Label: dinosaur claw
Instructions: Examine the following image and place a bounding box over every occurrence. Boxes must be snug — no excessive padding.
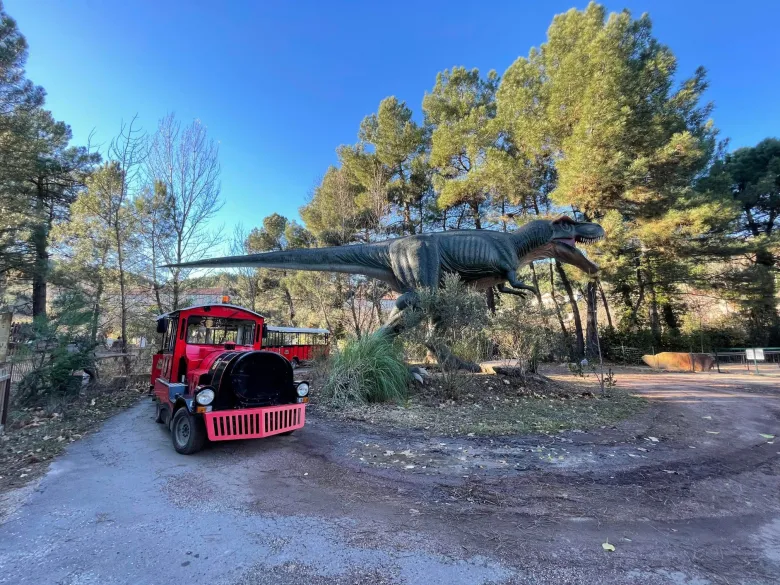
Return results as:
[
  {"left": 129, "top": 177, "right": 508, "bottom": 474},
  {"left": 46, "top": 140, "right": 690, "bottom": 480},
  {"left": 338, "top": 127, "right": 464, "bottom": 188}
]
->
[{"left": 409, "top": 366, "right": 429, "bottom": 385}]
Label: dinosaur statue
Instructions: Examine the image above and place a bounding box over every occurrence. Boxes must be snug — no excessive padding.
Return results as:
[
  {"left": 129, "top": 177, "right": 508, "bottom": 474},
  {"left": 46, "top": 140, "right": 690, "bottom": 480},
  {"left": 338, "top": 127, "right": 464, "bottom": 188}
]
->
[{"left": 170, "top": 216, "right": 604, "bottom": 369}]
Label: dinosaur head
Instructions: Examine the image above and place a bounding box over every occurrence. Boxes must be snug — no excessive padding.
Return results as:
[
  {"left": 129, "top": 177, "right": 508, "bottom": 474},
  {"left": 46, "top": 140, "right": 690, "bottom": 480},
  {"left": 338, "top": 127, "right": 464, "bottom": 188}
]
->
[{"left": 548, "top": 216, "right": 604, "bottom": 275}]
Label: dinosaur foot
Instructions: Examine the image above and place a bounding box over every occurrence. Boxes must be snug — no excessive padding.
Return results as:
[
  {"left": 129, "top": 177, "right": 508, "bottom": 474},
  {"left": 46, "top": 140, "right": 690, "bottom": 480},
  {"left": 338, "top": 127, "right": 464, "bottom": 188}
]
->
[{"left": 409, "top": 366, "right": 429, "bottom": 385}]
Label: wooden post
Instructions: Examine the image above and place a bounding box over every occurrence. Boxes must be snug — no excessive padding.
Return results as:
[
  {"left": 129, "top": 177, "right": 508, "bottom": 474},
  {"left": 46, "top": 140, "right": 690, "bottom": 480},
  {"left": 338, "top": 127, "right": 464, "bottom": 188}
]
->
[{"left": 0, "top": 312, "right": 12, "bottom": 435}]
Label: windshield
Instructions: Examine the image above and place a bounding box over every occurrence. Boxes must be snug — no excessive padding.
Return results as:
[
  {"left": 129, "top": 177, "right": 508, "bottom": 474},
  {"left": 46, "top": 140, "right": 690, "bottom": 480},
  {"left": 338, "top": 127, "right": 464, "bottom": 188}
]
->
[{"left": 186, "top": 316, "right": 256, "bottom": 346}]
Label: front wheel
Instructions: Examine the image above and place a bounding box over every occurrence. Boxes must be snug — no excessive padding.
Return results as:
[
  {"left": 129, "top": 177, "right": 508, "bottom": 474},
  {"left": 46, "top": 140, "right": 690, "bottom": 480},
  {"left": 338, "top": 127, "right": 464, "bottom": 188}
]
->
[{"left": 171, "top": 408, "right": 206, "bottom": 454}]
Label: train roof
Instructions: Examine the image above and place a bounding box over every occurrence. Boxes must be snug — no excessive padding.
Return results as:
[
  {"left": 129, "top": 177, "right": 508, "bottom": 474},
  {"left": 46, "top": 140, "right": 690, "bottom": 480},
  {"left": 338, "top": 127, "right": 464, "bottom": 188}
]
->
[
  {"left": 156, "top": 304, "right": 265, "bottom": 320},
  {"left": 266, "top": 326, "right": 330, "bottom": 334}
]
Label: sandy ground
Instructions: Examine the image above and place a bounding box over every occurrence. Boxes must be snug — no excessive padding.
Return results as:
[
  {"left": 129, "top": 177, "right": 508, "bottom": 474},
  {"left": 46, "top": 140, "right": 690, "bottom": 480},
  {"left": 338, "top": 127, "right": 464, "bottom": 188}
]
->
[{"left": 0, "top": 364, "right": 778, "bottom": 584}]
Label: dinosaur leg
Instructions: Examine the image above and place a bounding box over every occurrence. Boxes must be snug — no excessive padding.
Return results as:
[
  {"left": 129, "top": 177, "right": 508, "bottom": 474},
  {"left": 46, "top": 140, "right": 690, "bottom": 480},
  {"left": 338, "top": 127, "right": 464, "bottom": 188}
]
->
[
  {"left": 377, "top": 292, "right": 423, "bottom": 337},
  {"left": 422, "top": 314, "right": 482, "bottom": 373},
  {"left": 384, "top": 239, "right": 482, "bottom": 373},
  {"left": 505, "top": 272, "right": 538, "bottom": 296}
]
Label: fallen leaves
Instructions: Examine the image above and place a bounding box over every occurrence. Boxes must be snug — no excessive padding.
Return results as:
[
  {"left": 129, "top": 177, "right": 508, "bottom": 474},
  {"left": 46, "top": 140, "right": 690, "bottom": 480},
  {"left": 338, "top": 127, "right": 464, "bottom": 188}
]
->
[
  {"left": 602, "top": 541, "right": 616, "bottom": 552},
  {"left": 760, "top": 434, "right": 775, "bottom": 440}
]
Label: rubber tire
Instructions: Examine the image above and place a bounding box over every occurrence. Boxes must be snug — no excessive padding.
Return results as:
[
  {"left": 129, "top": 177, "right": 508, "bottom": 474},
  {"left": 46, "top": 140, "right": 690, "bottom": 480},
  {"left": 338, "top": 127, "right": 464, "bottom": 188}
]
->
[
  {"left": 279, "top": 430, "right": 295, "bottom": 436},
  {"left": 154, "top": 402, "right": 165, "bottom": 424},
  {"left": 171, "top": 408, "right": 206, "bottom": 455}
]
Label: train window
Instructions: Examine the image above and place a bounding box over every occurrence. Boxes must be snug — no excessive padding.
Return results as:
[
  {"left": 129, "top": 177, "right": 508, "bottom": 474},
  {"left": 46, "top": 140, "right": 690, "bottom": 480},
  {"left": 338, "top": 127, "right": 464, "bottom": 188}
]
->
[
  {"left": 163, "top": 318, "right": 178, "bottom": 353},
  {"left": 186, "top": 316, "right": 256, "bottom": 346}
]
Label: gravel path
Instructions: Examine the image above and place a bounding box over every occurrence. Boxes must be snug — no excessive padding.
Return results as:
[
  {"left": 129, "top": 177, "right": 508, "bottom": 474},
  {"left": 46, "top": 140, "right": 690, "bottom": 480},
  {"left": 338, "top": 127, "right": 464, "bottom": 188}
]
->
[{"left": 1, "top": 366, "right": 779, "bottom": 584}]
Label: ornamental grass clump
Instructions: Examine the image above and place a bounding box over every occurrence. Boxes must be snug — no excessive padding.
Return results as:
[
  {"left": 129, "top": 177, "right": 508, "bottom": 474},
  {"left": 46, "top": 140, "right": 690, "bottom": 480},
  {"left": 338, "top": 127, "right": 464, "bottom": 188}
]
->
[{"left": 322, "top": 334, "right": 410, "bottom": 406}]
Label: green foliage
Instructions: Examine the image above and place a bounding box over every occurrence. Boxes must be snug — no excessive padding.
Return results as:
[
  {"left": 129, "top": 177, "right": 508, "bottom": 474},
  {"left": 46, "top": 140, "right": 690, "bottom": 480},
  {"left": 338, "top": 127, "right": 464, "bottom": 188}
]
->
[
  {"left": 321, "top": 334, "right": 410, "bottom": 406},
  {"left": 14, "top": 291, "right": 97, "bottom": 407},
  {"left": 402, "top": 275, "right": 491, "bottom": 396},
  {"left": 423, "top": 67, "right": 499, "bottom": 227},
  {"left": 699, "top": 138, "right": 780, "bottom": 343},
  {"left": 408, "top": 274, "right": 491, "bottom": 361}
]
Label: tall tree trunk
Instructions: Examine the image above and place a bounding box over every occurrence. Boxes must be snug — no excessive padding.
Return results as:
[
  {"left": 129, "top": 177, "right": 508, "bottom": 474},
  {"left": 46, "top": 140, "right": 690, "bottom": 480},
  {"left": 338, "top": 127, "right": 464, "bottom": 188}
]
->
[
  {"left": 556, "top": 260, "right": 584, "bottom": 357},
  {"left": 152, "top": 283, "right": 164, "bottom": 316},
  {"left": 31, "top": 186, "right": 50, "bottom": 319},
  {"left": 472, "top": 202, "right": 482, "bottom": 229},
  {"left": 149, "top": 225, "right": 164, "bottom": 315},
  {"left": 403, "top": 202, "right": 413, "bottom": 235},
  {"left": 752, "top": 248, "right": 780, "bottom": 343},
  {"left": 31, "top": 223, "right": 48, "bottom": 319},
  {"left": 371, "top": 280, "right": 384, "bottom": 326},
  {"left": 548, "top": 263, "right": 568, "bottom": 338},
  {"left": 529, "top": 262, "right": 545, "bottom": 308},
  {"left": 91, "top": 277, "right": 104, "bottom": 344},
  {"left": 172, "top": 273, "right": 180, "bottom": 311},
  {"left": 647, "top": 269, "right": 660, "bottom": 345},
  {"left": 549, "top": 263, "right": 574, "bottom": 359},
  {"left": 485, "top": 286, "right": 496, "bottom": 314},
  {"left": 283, "top": 286, "right": 295, "bottom": 326},
  {"left": 585, "top": 280, "right": 599, "bottom": 358},
  {"left": 598, "top": 281, "right": 613, "bottom": 329},
  {"left": 114, "top": 222, "right": 127, "bottom": 354}
]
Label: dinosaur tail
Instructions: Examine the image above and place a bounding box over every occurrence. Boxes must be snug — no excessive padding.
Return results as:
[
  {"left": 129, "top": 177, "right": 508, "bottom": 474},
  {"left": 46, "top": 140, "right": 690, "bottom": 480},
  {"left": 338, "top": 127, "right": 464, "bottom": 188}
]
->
[{"left": 165, "top": 242, "right": 392, "bottom": 280}]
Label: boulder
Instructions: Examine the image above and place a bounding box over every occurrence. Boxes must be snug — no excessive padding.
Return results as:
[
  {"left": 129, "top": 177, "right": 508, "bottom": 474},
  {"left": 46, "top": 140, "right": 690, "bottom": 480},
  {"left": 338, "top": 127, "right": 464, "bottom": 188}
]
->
[{"left": 642, "top": 352, "right": 715, "bottom": 372}]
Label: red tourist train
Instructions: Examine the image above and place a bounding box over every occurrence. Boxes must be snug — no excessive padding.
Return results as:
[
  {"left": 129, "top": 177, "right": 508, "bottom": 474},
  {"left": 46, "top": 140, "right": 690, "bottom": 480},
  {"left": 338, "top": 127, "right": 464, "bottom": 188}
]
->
[{"left": 150, "top": 303, "right": 329, "bottom": 454}]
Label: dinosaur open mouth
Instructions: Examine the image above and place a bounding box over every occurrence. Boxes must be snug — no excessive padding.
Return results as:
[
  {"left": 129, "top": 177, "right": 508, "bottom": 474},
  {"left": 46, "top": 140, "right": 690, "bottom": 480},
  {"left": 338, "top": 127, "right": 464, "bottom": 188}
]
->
[{"left": 552, "top": 236, "right": 600, "bottom": 275}]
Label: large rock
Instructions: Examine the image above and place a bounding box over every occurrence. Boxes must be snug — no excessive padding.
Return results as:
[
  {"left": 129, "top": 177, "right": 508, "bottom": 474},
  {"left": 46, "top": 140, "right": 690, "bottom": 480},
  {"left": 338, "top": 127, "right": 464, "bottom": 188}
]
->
[{"left": 642, "top": 352, "right": 715, "bottom": 372}]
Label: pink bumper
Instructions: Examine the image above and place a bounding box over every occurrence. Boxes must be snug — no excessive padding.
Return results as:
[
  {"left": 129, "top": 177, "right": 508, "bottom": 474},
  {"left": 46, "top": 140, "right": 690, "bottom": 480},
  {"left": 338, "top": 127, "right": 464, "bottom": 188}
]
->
[{"left": 203, "top": 403, "right": 306, "bottom": 441}]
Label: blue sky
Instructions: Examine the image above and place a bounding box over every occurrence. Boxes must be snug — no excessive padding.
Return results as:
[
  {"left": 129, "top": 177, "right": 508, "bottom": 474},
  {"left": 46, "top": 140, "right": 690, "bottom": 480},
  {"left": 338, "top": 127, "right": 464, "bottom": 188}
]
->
[{"left": 7, "top": 0, "right": 780, "bottom": 240}]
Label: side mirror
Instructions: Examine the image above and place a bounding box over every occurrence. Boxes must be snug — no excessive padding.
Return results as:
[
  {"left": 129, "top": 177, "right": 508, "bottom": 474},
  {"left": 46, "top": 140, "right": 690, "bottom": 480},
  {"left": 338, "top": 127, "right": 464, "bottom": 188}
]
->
[{"left": 156, "top": 318, "right": 167, "bottom": 334}]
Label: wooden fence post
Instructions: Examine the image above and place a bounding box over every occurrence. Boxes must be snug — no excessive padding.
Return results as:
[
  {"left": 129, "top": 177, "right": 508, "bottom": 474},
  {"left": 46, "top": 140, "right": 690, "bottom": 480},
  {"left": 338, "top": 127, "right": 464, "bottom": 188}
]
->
[{"left": 0, "top": 312, "right": 12, "bottom": 435}]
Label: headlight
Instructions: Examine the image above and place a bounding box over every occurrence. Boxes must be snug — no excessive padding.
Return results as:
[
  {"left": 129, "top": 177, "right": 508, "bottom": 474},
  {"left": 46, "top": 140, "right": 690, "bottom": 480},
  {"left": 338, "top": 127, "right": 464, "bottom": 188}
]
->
[
  {"left": 195, "top": 387, "right": 215, "bottom": 405},
  {"left": 296, "top": 383, "right": 309, "bottom": 397}
]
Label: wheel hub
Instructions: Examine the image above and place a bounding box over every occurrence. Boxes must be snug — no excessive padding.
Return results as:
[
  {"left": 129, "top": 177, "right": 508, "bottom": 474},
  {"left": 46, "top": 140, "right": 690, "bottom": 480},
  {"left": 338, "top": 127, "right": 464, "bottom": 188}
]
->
[{"left": 175, "top": 418, "right": 191, "bottom": 444}]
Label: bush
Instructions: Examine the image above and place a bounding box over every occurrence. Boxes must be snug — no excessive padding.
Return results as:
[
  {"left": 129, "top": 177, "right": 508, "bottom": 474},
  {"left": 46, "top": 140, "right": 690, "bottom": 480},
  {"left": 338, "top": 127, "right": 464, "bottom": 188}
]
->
[
  {"left": 404, "top": 274, "right": 491, "bottom": 393},
  {"left": 13, "top": 291, "right": 97, "bottom": 407},
  {"left": 491, "top": 298, "right": 557, "bottom": 378},
  {"left": 321, "top": 334, "right": 410, "bottom": 406},
  {"left": 15, "top": 340, "right": 96, "bottom": 407}
]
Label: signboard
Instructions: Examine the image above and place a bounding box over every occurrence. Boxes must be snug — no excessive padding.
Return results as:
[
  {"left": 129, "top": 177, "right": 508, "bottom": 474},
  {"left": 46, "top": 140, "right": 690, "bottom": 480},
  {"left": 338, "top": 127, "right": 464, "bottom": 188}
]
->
[{"left": 746, "top": 348, "right": 765, "bottom": 361}]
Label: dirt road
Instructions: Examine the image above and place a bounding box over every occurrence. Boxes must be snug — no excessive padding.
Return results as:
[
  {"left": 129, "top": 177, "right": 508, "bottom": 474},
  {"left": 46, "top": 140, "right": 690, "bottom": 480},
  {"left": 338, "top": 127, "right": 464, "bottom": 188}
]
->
[{"left": 1, "top": 366, "right": 779, "bottom": 584}]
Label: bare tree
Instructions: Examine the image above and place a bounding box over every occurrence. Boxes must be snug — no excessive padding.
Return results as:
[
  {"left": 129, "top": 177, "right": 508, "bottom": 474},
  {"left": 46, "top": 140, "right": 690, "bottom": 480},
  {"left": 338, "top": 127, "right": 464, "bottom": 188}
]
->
[
  {"left": 135, "top": 180, "right": 173, "bottom": 315},
  {"left": 106, "top": 115, "right": 146, "bottom": 353},
  {"left": 146, "top": 114, "right": 223, "bottom": 310}
]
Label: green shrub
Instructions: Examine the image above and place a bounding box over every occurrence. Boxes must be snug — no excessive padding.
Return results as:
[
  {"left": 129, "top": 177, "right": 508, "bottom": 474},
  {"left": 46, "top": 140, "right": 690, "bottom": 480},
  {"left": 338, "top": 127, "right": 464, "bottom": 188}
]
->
[
  {"left": 15, "top": 342, "right": 96, "bottom": 407},
  {"left": 322, "top": 334, "right": 410, "bottom": 406},
  {"left": 14, "top": 291, "right": 97, "bottom": 407}
]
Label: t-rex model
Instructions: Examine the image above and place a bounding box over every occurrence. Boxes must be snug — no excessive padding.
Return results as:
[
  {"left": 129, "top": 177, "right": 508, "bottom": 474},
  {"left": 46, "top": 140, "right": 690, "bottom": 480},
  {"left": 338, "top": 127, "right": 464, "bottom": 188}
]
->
[{"left": 170, "top": 216, "right": 604, "bottom": 369}]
